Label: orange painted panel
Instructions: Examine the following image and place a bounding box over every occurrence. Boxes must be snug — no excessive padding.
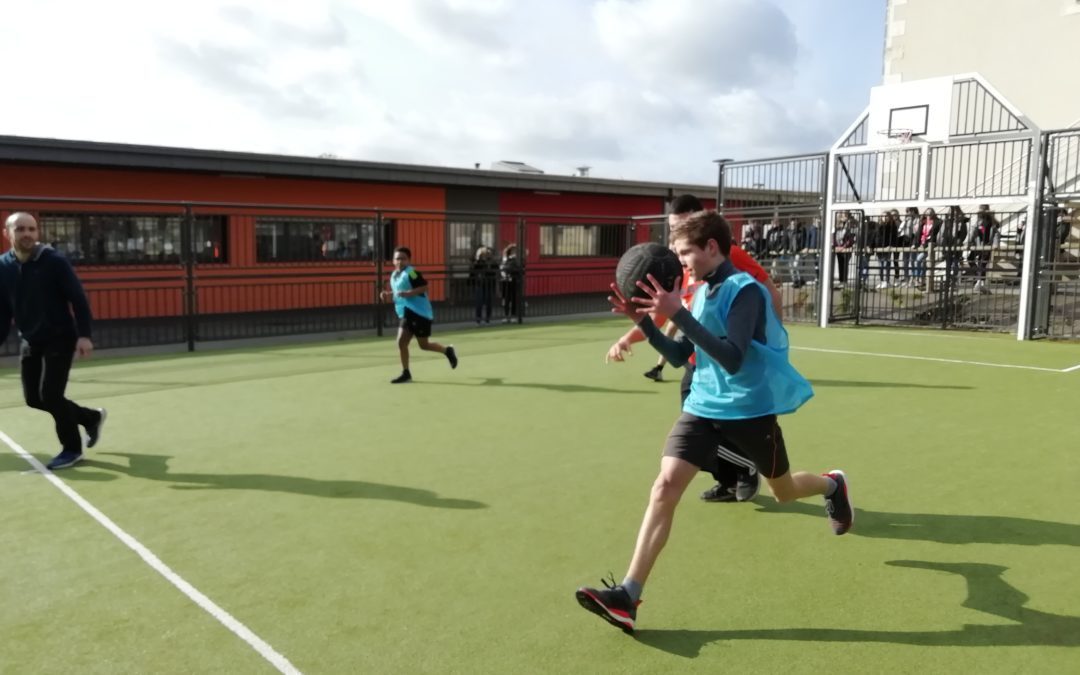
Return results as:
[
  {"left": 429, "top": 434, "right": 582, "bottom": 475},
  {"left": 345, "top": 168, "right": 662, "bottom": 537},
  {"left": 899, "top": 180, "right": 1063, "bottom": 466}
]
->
[{"left": 0, "top": 164, "right": 446, "bottom": 212}]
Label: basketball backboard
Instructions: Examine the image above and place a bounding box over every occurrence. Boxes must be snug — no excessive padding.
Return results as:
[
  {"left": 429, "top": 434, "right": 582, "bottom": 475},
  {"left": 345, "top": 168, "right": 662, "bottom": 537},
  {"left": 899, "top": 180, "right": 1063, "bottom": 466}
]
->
[{"left": 866, "top": 75, "right": 953, "bottom": 146}]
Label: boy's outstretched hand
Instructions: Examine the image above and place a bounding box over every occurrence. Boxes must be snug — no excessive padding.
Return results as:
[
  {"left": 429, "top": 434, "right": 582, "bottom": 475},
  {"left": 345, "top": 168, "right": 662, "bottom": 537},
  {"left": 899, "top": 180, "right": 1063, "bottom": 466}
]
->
[{"left": 631, "top": 274, "right": 682, "bottom": 320}]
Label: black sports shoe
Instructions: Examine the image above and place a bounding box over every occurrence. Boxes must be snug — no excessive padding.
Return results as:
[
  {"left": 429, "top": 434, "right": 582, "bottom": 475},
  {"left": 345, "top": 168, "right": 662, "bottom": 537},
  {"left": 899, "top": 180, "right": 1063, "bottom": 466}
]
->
[
  {"left": 643, "top": 365, "right": 663, "bottom": 382},
  {"left": 735, "top": 469, "right": 760, "bottom": 502},
  {"left": 86, "top": 408, "right": 107, "bottom": 449},
  {"left": 823, "top": 470, "right": 854, "bottom": 535},
  {"left": 700, "top": 483, "right": 738, "bottom": 502},
  {"left": 575, "top": 577, "right": 638, "bottom": 633},
  {"left": 445, "top": 346, "right": 458, "bottom": 369},
  {"left": 46, "top": 450, "right": 84, "bottom": 470},
  {"left": 391, "top": 371, "right": 412, "bottom": 384}
]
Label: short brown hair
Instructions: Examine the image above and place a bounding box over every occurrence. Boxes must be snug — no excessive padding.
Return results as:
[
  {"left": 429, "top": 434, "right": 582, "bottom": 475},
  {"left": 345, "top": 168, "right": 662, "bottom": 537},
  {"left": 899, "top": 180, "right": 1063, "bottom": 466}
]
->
[{"left": 669, "top": 209, "right": 732, "bottom": 256}]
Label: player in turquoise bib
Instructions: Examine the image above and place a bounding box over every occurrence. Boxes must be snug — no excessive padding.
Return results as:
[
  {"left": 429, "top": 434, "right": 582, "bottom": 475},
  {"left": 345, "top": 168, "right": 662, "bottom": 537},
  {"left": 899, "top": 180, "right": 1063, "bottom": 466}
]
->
[
  {"left": 576, "top": 210, "right": 853, "bottom": 634},
  {"left": 380, "top": 246, "right": 458, "bottom": 383},
  {"left": 682, "top": 271, "right": 813, "bottom": 420}
]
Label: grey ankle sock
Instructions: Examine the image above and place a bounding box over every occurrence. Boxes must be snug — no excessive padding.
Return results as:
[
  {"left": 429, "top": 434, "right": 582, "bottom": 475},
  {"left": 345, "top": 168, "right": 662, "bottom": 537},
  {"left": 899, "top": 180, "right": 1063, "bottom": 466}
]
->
[
  {"left": 621, "top": 578, "right": 643, "bottom": 603},
  {"left": 824, "top": 476, "right": 838, "bottom": 497}
]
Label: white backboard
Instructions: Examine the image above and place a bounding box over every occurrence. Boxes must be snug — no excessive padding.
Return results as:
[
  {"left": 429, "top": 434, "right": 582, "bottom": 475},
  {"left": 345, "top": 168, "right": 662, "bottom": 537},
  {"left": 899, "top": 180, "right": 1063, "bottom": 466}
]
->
[{"left": 867, "top": 75, "right": 953, "bottom": 146}]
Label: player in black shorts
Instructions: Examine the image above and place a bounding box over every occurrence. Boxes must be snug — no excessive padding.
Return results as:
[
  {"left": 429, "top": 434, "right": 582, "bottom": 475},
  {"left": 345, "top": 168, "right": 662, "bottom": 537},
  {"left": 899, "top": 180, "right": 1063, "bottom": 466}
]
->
[
  {"left": 380, "top": 247, "right": 458, "bottom": 383},
  {"left": 576, "top": 211, "right": 852, "bottom": 633}
]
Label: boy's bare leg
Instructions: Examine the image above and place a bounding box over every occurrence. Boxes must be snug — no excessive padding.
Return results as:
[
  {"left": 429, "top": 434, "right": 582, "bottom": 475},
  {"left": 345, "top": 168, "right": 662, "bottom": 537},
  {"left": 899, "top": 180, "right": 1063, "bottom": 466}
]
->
[
  {"left": 625, "top": 456, "right": 700, "bottom": 586},
  {"left": 417, "top": 336, "right": 458, "bottom": 369},
  {"left": 397, "top": 327, "right": 412, "bottom": 370}
]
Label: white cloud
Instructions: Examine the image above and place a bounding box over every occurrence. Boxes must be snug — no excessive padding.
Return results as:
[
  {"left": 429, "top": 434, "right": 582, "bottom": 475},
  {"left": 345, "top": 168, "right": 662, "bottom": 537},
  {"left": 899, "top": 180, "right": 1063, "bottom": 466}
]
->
[
  {"left": 346, "top": 0, "right": 522, "bottom": 67},
  {"left": 0, "top": 0, "right": 876, "bottom": 185},
  {"left": 593, "top": 0, "right": 797, "bottom": 92}
]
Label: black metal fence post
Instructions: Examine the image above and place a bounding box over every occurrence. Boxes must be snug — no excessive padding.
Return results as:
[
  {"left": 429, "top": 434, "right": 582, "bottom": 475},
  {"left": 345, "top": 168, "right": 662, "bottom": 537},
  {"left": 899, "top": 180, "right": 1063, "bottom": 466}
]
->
[
  {"left": 516, "top": 216, "right": 526, "bottom": 324},
  {"left": 182, "top": 204, "right": 197, "bottom": 352},
  {"left": 852, "top": 210, "right": 865, "bottom": 325},
  {"left": 375, "top": 209, "right": 385, "bottom": 337},
  {"left": 942, "top": 243, "right": 952, "bottom": 330}
]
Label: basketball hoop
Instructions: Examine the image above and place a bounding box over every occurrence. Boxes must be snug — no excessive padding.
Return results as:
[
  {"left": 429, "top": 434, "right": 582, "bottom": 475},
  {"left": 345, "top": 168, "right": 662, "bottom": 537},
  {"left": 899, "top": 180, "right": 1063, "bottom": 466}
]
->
[{"left": 877, "top": 128, "right": 913, "bottom": 167}]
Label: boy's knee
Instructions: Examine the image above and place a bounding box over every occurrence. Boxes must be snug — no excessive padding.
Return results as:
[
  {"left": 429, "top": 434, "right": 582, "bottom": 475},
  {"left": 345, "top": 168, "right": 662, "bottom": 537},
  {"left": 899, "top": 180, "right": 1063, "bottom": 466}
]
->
[
  {"left": 649, "top": 475, "right": 682, "bottom": 505},
  {"left": 40, "top": 394, "right": 66, "bottom": 411}
]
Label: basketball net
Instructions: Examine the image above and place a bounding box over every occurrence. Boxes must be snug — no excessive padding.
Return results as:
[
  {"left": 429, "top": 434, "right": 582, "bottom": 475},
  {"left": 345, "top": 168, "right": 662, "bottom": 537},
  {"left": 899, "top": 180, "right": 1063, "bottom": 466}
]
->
[{"left": 878, "top": 129, "right": 913, "bottom": 168}]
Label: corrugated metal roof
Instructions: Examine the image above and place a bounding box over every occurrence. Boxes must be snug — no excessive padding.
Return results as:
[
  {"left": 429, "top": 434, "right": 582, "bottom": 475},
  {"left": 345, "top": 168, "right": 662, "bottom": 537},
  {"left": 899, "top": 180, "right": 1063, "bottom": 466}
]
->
[{"left": 0, "top": 135, "right": 715, "bottom": 199}]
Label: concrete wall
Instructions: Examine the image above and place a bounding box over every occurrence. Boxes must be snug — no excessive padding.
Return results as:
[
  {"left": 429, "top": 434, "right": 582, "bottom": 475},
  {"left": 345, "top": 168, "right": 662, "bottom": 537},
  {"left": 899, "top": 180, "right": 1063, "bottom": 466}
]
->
[{"left": 883, "top": 0, "right": 1080, "bottom": 129}]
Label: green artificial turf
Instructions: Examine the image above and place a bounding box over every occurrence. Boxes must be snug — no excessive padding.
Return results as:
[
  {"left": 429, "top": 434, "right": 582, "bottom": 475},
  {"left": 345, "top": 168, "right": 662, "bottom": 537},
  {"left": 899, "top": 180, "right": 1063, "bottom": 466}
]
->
[{"left": 1, "top": 319, "right": 1078, "bottom": 674}]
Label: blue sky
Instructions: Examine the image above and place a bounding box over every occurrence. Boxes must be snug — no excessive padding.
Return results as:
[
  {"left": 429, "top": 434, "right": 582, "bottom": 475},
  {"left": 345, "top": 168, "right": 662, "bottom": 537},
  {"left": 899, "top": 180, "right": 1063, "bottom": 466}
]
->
[{"left": 0, "top": 0, "right": 885, "bottom": 185}]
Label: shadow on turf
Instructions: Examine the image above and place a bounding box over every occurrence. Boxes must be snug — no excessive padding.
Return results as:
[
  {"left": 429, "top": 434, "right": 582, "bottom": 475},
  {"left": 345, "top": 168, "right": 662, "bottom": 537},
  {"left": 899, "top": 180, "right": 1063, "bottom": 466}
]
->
[
  {"left": 68, "top": 453, "right": 487, "bottom": 510},
  {"left": 808, "top": 378, "right": 973, "bottom": 390},
  {"left": 418, "top": 377, "right": 659, "bottom": 394},
  {"left": 633, "top": 561, "right": 1080, "bottom": 656},
  {"left": 750, "top": 499, "right": 1080, "bottom": 547}
]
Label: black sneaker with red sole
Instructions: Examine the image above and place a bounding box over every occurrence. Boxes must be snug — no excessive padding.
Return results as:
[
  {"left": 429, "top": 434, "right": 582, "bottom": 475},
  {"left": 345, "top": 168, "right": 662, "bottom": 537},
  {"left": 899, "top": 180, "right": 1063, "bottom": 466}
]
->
[{"left": 575, "top": 579, "right": 639, "bottom": 633}]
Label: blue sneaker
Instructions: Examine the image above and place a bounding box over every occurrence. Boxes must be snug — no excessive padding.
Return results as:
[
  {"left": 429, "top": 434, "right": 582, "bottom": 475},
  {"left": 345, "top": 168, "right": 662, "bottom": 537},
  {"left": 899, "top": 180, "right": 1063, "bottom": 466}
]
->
[
  {"left": 86, "top": 408, "right": 107, "bottom": 449},
  {"left": 46, "top": 450, "right": 84, "bottom": 470}
]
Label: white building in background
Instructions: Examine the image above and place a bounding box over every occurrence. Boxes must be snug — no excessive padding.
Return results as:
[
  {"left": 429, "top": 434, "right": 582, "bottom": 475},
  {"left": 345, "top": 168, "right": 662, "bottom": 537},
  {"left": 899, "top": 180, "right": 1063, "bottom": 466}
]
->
[{"left": 883, "top": 0, "right": 1080, "bottom": 130}]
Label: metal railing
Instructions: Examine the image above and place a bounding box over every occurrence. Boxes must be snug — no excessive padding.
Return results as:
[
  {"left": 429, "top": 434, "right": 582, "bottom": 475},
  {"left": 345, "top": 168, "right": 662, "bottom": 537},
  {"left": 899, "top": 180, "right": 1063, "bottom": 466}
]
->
[
  {"left": 825, "top": 210, "right": 1027, "bottom": 332},
  {"left": 0, "top": 196, "right": 661, "bottom": 355}
]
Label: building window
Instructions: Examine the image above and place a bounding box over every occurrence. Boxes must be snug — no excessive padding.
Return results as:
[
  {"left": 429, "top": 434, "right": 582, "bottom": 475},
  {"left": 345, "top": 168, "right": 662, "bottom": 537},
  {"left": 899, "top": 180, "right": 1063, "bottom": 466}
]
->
[
  {"left": 539, "top": 224, "right": 626, "bottom": 257},
  {"left": 255, "top": 217, "right": 394, "bottom": 262},
  {"left": 38, "top": 213, "right": 226, "bottom": 265},
  {"left": 448, "top": 221, "right": 498, "bottom": 262}
]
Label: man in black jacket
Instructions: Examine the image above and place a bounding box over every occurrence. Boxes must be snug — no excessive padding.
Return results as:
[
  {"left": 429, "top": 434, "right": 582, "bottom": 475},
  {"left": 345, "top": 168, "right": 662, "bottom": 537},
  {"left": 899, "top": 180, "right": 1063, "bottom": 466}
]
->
[{"left": 1, "top": 212, "right": 106, "bottom": 469}]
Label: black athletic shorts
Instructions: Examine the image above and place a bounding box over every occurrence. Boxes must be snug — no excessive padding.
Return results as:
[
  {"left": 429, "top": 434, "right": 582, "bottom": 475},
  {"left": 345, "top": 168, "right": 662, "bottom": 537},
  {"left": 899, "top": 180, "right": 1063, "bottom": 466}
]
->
[
  {"left": 663, "top": 412, "right": 790, "bottom": 479},
  {"left": 400, "top": 308, "right": 433, "bottom": 338}
]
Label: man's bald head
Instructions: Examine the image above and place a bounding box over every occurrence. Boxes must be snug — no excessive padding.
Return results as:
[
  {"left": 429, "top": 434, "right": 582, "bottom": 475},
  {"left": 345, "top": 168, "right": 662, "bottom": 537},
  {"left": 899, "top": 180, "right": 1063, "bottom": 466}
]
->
[
  {"left": 4, "top": 211, "right": 41, "bottom": 257},
  {"left": 5, "top": 211, "right": 37, "bottom": 230}
]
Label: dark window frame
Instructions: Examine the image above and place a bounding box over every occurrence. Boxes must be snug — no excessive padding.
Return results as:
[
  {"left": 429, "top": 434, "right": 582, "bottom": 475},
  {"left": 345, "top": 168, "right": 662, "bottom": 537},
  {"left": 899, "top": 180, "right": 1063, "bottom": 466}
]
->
[
  {"left": 37, "top": 212, "right": 226, "bottom": 266},
  {"left": 255, "top": 216, "right": 395, "bottom": 263},
  {"left": 448, "top": 221, "right": 499, "bottom": 263},
  {"left": 539, "top": 223, "right": 627, "bottom": 258}
]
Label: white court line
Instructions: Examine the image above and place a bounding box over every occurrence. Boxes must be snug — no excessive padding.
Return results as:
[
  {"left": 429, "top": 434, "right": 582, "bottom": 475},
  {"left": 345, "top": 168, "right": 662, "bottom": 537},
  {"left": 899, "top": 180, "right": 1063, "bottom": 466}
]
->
[
  {"left": 0, "top": 430, "right": 301, "bottom": 675},
  {"left": 1063, "top": 364, "right": 1080, "bottom": 373},
  {"left": 844, "top": 328, "right": 1006, "bottom": 342},
  {"left": 791, "top": 346, "right": 1066, "bottom": 373}
]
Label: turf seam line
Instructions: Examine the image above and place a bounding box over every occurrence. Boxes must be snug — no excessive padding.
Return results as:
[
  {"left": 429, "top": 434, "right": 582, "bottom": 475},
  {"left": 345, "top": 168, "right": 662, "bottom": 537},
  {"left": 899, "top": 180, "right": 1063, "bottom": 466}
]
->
[
  {"left": 0, "top": 429, "right": 302, "bottom": 675},
  {"left": 791, "top": 346, "right": 1064, "bottom": 372}
]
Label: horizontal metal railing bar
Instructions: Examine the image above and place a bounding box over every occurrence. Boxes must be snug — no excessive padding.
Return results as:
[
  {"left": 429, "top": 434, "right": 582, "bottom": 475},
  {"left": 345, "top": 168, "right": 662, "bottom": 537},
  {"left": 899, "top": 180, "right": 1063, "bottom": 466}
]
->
[{"left": 722, "top": 153, "right": 827, "bottom": 168}]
